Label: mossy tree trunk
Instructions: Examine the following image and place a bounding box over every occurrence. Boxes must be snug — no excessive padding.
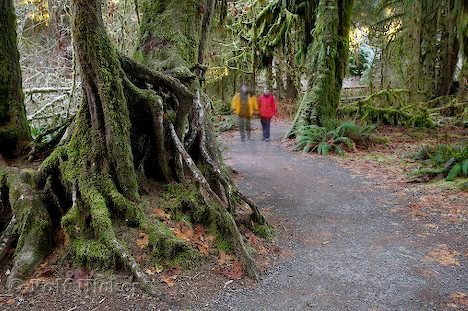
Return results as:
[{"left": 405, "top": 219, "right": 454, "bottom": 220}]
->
[
  {"left": 457, "top": 0, "right": 467, "bottom": 102},
  {"left": 0, "top": 0, "right": 265, "bottom": 292},
  {"left": 0, "top": 0, "right": 31, "bottom": 158},
  {"left": 407, "top": 0, "right": 461, "bottom": 98},
  {"left": 288, "top": 0, "right": 354, "bottom": 137}
]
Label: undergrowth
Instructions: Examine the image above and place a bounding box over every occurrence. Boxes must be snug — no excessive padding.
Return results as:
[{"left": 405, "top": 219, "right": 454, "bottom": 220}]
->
[
  {"left": 294, "top": 121, "right": 375, "bottom": 155},
  {"left": 411, "top": 144, "right": 468, "bottom": 183},
  {"left": 338, "top": 89, "right": 467, "bottom": 128}
]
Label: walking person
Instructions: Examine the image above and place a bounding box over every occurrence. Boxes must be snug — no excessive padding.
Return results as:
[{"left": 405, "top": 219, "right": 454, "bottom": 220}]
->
[
  {"left": 258, "top": 87, "right": 277, "bottom": 141},
  {"left": 231, "top": 84, "right": 258, "bottom": 141}
]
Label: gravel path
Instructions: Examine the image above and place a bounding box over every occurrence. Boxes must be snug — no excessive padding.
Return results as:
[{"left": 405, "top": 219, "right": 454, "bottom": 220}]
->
[{"left": 200, "top": 120, "right": 467, "bottom": 310}]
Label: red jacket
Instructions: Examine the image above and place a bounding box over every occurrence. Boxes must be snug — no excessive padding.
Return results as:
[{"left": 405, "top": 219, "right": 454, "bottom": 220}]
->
[{"left": 258, "top": 94, "right": 277, "bottom": 118}]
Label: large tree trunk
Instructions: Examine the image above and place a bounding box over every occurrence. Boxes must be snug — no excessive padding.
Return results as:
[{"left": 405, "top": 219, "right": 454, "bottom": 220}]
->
[
  {"left": 0, "top": 0, "right": 265, "bottom": 292},
  {"left": 457, "top": 0, "right": 467, "bottom": 102},
  {"left": 288, "top": 0, "right": 354, "bottom": 137},
  {"left": 407, "top": 0, "right": 460, "bottom": 98},
  {"left": 0, "top": 0, "right": 31, "bottom": 158}
]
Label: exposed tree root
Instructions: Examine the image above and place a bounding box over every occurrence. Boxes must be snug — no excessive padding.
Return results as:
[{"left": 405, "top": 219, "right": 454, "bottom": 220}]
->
[
  {"left": 0, "top": 216, "right": 16, "bottom": 262},
  {"left": 0, "top": 168, "right": 53, "bottom": 290},
  {"left": 0, "top": 0, "right": 268, "bottom": 296},
  {"left": 169, "top": 123, "right": 259, "bottom": 280}
]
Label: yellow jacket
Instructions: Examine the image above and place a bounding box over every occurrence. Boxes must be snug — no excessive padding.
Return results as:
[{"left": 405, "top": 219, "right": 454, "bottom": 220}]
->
[{"left": 231, "top": 93, "right": 258, "bottom": 118}]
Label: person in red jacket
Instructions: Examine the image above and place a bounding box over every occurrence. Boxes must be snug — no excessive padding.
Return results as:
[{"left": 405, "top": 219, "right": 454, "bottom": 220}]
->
[{"left": 258, "top": 87, "right": 277, "bottom": 141}]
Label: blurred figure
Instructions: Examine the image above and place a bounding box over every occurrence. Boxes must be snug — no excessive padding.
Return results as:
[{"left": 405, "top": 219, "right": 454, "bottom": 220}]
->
[
  {"left": 231, "top": 84, "right": 258, "bottom": 141},
  {"left": 258, "top": 87, "right": 277, "bottom": 141}
]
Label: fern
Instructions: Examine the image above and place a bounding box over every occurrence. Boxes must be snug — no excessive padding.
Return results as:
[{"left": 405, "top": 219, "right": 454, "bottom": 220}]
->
[
  {"left": 317, "top": 142, "right": 330, "bottom": 155},
  {"left": 294, "top": 121, "right": 375, "bottom": 155},
  {"left": 463, "top": 159, "right": 468, "bottom": 176},
  {"left": 446, "top": 163, "right": 463, "bottom": 181},
  {"left": 411, "top": 143, "right": 468, "bottom": 182}
]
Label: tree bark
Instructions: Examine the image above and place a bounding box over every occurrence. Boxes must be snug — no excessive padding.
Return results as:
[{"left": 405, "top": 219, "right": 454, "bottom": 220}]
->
[
  {"left": 0, "top": 0, "right": 31, "bottom": 158},
  {"left": 0, "top": 0, "right": 266, "bottom": 291},
  {"left": 288, "top": 0, "right": 354, "bottom": 137},
  {"left": 456, "top": 0, "right": 467, "bottom": 102},
  {"left": 407, "top": 0, "right": 460, "bottom": 98}
]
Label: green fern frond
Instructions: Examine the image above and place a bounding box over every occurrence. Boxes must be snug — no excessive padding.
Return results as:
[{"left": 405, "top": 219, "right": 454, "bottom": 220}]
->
[
  {"left": 462, "top": 159, "right": 468, "bottom": 176},
  {"left": 446, "top": 163, "right": 462, "bottom": 181},
  {"left": 317, "top": 142, "right": 330, "bottom": 155}
]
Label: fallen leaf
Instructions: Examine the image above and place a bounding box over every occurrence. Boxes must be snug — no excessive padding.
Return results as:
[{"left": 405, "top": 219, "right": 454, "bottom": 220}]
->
[
  {"left": 160, "top": 266, "right": 181, "bottom": 287},
  {"left": 247, "top": 233, "right": 258, "bottom": 245},
  {"left": 256, "top": 245, "right": 268, "bottom": 255},
  {"left": 136, "top": 232, "right": 150, "bottom": 249},
  {"left": 154, "top": 208, "right": 171, "bottom": 220},
  {"left": 144, "top": 268, "right": 156, "bottom": 276},
  {"left": 54, "top": 228, "right": 69, "bottom": 247},
  {"left": 425, "top": 244, "right": 461, "bottom": 266},
  {"left": 450, "top": 292, "right": 468, "bottom": 306},
  {"left": 161, "top": 274, "right": 177, "bottom": 287},
  {"left": 194, "top": 225, "right": 205, "bottom": 235},
  {"left": 218, "top": 250, "right": 227, "bottom": 265},
  {"left": 172, "top": 223, "right": 193, "bottom": 242},
  {"left": 34, "top": 266, "right": 55, "bottom": 278},
  {"left": 6, "top": 298, "right": 14, "bottom": 305},
  {"left": 215, "top": 259, "right": 244, "bottom": 280},
  {"left": 196, "top": 242, "right": 209, "bottom": 256}
]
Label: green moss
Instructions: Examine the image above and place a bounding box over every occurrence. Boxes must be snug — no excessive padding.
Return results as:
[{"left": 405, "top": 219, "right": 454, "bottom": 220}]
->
[
  {"left": 73, "top": 238, "right": 115, "bottom": 268},
  {"left": 0, "top": 0, "right": 31, "bottom": 156},
  {"left": 164, "top": 247, "right": 202, "bottom": 269},
  {"left": 61, "top": 204, "right": 82, "bottom": 241},
  {"left": 38, "top": 146, "right": 67, "bottom": 176},
  {"left": 252, "top": 224, "right": 276, "bottom": 241},
  {"left": 136, "top": 0, "right": 201, "bottom": 68},
  {"left": 215, "top": 236, "right": 233, "bottom": 253},
  {"left": 290, "top": 0, "right": 354, "bottom": 133},
  {"left": 160, "top": 182, "right": 201, "bottom": 213}
]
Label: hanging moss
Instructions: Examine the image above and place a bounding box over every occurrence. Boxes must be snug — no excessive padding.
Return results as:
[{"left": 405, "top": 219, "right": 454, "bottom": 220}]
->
[
  {"left": 289, "top": 0, "right": 354, "bottom": 138},
  {"left": 136, "top": 0, "right": 201, "bottom": 69}
]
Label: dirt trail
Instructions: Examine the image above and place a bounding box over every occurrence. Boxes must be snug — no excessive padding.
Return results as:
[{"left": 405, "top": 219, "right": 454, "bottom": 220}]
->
[{"left": 199, "top": 120, "right": 467, "bottom": 310}]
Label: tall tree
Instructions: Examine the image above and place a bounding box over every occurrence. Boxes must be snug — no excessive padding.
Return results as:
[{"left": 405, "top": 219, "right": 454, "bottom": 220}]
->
[
  {"left": 408, "top": 0, "right": 460, "bottom": 97},
  {"left": 0, "top": 0, "right": 265, "bottom": 291},
  {"left": 288, "top": 0, "right": 355, "bottom": 136},
  {"left": 367, "top": 0, "right": 462, "bottom": 98},
  {"left": 457, "top": 0, "right": 467, "bottom": 102},
  {"left": 0, "top": 0, "right": 31, "bottom": 157}
]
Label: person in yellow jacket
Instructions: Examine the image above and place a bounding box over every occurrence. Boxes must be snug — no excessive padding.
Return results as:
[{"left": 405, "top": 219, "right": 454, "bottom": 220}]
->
[{"left": 231, "top": 84, "right": 258, "bottom": 141}]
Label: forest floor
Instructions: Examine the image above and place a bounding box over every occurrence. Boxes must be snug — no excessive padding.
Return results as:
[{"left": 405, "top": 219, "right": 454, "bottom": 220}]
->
[
  {"left": 197, "top": 120, "right": 467, "bottom": 310},
  {"left": 1, "top": 120, "right": 467, "bottom": 310}
]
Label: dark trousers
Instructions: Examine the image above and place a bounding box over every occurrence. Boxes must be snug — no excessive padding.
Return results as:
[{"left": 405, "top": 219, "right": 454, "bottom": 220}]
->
[
  {"left": 238, "top": 117, "right": 251, "bottom": 141},
  {"left": 261, "top": 117, "right": 271, "bottom": 140}
]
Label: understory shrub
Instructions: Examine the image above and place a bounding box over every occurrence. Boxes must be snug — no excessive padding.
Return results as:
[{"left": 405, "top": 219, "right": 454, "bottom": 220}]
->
[
  {"left": 338, "top": 89, "right": 467, "bottom": 128},
  {"left": 294, "top": 121, "right": 375, "bottom": 155},
  {"left": 411, "top": 144, "right": 468, "bottom": 182}
]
